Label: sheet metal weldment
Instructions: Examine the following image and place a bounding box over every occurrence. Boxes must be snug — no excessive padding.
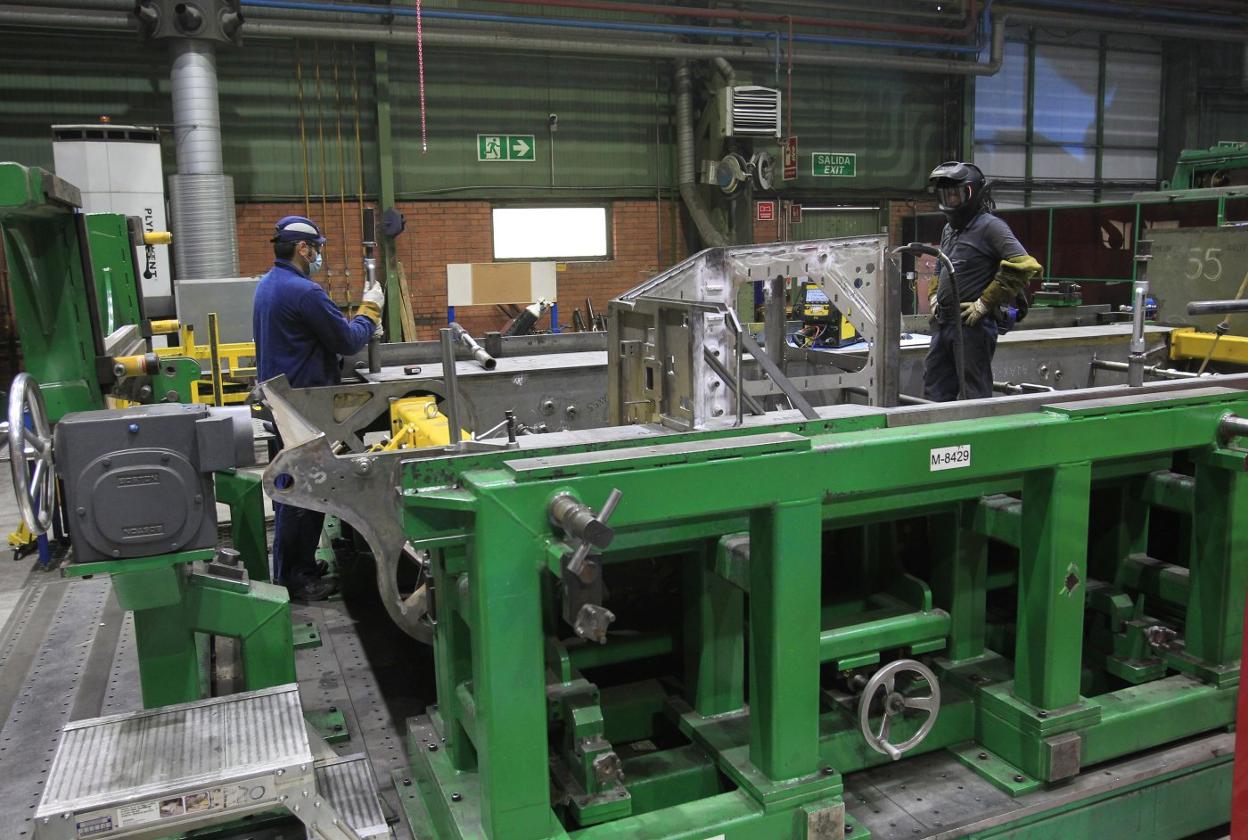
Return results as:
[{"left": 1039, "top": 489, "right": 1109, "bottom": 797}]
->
[{"left": 607, "top": 237, "right": 897, "bottom": 429}]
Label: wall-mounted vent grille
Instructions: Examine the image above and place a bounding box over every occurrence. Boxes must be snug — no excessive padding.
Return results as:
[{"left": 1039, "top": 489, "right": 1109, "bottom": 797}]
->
[{"left": 720, "top": 86, "right": 782, "bottom": 138}]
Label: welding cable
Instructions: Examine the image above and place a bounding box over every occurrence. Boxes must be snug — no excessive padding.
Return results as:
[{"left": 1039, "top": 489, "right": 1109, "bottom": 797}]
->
[
  {"left": 894, "top": 243, "right": 966, "bottom": 399},
  {"left": 314, "top": 40, "right": 333, "bottom": 295},
  {"left": 295, "top": 41, "right": 311, "bottom": 218},
  {"left": 351, "top": 43, "right": 366, "bottom": 248},
  {"left": 333, "top": 42, "right": 351, "bottom": 278}
]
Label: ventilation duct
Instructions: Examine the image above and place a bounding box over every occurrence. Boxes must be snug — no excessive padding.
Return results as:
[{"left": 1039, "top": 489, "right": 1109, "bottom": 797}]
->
[{"left": 168, "top": 37, "right": 238, "bottom": 280}]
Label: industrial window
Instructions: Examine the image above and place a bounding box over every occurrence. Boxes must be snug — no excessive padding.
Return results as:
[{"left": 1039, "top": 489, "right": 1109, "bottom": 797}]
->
[
  {"left": 492, "top": 206, "right": 610, "bottom": 261},
  {"left": 972, "top": 29, "right": 1162, "bottom": 207}
]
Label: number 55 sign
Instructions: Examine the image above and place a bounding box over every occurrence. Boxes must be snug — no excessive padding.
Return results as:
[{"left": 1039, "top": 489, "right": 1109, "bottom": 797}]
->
[{"left": 1147, "top": 227, "right": 1248, "bottom": 328}]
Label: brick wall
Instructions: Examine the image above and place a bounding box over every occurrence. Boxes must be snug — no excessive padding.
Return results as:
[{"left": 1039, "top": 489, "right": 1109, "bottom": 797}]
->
[{"left": 237, "top": 199, "right": 686, "bottom": 341}]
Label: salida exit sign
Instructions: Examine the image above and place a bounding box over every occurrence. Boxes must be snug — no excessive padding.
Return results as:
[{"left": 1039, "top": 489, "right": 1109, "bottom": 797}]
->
[{"left": 812, "top": 152, "right": 857, "bottom": 177}]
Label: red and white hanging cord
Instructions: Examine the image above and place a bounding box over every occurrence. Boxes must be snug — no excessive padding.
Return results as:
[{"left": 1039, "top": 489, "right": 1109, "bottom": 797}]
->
[{"left": 416, "top": 0, "right": 428, "bottom": 153}]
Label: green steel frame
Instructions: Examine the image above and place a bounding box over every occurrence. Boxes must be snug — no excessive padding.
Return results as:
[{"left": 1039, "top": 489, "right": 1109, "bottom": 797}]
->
[
  {"left": 62, "top": 469, "right": 288, "bottom": 708},
  {"left": 365, "top": 386, "right": 1248, "bottom": 839}
]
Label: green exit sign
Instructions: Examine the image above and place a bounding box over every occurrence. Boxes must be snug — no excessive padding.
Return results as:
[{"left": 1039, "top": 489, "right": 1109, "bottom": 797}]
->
[
  {"left": 477, "top": 134, "right": 536, "bottom": 162},
  {"left": 812, "top": 152, "right": 857, "bottom": 177}
]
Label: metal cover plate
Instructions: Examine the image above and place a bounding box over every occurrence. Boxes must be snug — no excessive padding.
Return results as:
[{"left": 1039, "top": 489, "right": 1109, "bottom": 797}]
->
[
  {"left": 504, "top": 431, "right": 810, "bottom": 477},
  {"left": 1042, "top": 386, "right": 1246, "bottom": 416},
  {"left": 315, "top": 754, "right": 391, "bottom": 838},
  {"left": 37, "top": 684, "right": 312, "bottom": 818}
]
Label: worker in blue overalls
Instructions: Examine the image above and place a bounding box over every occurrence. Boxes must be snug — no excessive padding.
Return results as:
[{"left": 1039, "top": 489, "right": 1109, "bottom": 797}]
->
[{"left": 253, "top": 215, "right": 384, "bottom": 600}]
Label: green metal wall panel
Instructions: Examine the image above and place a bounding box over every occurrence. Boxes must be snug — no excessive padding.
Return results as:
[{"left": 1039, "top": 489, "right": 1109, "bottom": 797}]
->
[{"left": 0, "top": 30, "right": 947, "bottom": 201}]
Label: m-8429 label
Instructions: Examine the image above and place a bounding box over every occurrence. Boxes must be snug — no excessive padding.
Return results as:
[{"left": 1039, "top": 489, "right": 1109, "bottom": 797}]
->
[{"left": 929, "top": 445, "right": 971, "bottom": 471}]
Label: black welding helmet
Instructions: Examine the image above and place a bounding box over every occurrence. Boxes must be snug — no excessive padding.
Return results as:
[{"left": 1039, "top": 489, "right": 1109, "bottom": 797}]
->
[{"left": 928, "top": 160, "right": 987, "bottom": 229}]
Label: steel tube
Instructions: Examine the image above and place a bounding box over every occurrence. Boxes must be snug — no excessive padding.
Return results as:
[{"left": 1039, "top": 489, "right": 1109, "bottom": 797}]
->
[
  {"left": 438, "top": 328, "right": 462, "bottom": 446},
  {"left": 1220, "top": 413, "right": 1248, "bottom": 441},
  {"left": 1188, "top": 299, "right": 1248, "bottom": 316}
]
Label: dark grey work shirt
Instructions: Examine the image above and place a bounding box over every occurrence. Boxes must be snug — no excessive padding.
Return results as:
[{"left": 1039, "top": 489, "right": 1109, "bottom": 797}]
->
[{"left": 935, "top": 211, "right": 1028, "bottom": 317}]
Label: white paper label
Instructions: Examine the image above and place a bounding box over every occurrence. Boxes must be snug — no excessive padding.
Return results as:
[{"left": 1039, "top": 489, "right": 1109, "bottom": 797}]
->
[
  {"left": 117, "top": 801, "right": 160, "bottom": 827},
  {"left": 929, "top": 444, "right": 971, "bottom": 472}
]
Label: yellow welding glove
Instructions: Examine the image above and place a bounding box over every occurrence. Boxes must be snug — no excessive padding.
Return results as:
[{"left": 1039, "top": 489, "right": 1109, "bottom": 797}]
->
[
  {"left": 357, "top": 301, "right": 383, "bottom": 325},
  {"left": 980, "top": 254, "right": 1043, "bottom": 310}
]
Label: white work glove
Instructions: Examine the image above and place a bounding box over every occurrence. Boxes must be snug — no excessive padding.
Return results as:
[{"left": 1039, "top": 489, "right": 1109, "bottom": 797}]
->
[
  {"left": 362, "top": 279, "right": 385, "bottom": 311},
  {"left": 960, "top": 298, "right": 990, "bottom": 326},
  {"left": 929, "top": 292, "right": 939, "bottom": 317}
]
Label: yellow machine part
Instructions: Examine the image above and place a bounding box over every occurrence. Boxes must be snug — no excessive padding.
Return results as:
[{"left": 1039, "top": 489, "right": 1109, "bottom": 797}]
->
[
  {"left": 7, "top": 522, "right": 34, "bottom": 549},
  {"left": 154, "top": 323, "right": 256, "bottom": 405},
  {"left": 382, "top": 396, "right": 469, "bottom": 450},
  {"left": 143, "top": 230, "right": 173, "bottom": 246},
  {"left": 1169, "top": 327, "right": 1248, "bottom": 367}
]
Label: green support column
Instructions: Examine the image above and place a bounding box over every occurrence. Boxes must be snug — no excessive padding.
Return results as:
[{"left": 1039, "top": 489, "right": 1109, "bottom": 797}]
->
[
  {"left": 684, "top": 540, "right": 745, "bottom": 716},
  {"left": 1014, "top": 461, "right": 1092, "bottom": 710},
  {"left": 1186, "top": 461, "right": 1248, "bottom": 667},
  {"left": 184, "top": 574, "right": 296, "bottom": 691},
  {"left": 930, "top": 503, "right": 986, "bottom": 663},
  {"left": 132, "top": 600, "right": 202, "bottom": 706},
  {"left": 373, "top": 44, "right": 402, "bottom": 339},
  {"left": 214, "top": 470, "right": 269, "bottom": 582},
  {"left": 747, "top": 499, "right": 822, "bottom": 781},
  {"left": 433, "top": 548, "right": 478, "bottom": 771},
  {"left": 470, "top": 494, "right": 553, "bottom": 839}
]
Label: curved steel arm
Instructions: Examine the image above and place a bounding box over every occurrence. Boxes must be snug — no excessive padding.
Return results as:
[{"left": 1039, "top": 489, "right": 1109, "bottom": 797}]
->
[{"left": 260, "top": 378, "right": 432, "bottom": 642}]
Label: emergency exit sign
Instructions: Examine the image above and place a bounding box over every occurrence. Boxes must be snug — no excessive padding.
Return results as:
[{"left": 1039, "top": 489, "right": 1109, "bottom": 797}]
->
[
  {"left": 477, "top": 134, "right": 536, "bottom": 162},
  {"left": 812, "top": 152, "right": 857, "bottom": 177}
]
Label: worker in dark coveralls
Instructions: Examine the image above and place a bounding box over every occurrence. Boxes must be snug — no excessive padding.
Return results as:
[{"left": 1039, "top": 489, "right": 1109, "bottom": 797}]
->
[
  {"left": 252, "top": 215, "right": 384, "bottom": 600},
  {"left": 923, "top": 161, "right": 1043, "bottom": 401}
]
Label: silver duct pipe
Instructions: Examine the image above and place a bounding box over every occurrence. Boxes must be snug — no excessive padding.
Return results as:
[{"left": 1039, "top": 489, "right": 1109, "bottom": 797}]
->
[
  {"left": 1, "top": 5, "right": 1010, "bottom": 75},
  {"left": 171, "top": 39, "right": 222, "bottom": 176},
  {"left": 168, "top": 38, "right": 239, "bottom": 280},
  {"left": 675, "top": 61, "right": 730, "bottom": 249}
]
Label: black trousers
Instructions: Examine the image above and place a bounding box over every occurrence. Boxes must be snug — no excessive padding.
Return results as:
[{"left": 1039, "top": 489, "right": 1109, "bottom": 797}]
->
[
  {"left": 923, "top": 317, "right": 999, "bottom": 402},
  {"left": 267, "top": 437, "right": 325, "bottom": 588}
]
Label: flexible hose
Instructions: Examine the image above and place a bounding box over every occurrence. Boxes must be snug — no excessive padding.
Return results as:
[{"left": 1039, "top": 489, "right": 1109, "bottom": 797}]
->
[{"left": 894, "top": 242, "right": 967, "bottom": 400}]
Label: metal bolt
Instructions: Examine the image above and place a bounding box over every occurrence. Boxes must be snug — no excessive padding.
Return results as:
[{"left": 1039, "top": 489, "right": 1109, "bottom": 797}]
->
[
  {"left": 821, "top": 766, "right": 834, "bottom": 776},
  {"left": 1013, "top": 774, "right": 1025, "bottom": 783},
  {"left": 76, "top": 507, "right": 85, "bottom": 517},
  {"left": 428, "top": 743, "right": 438, "bottom": 752},
  {"left": 977, "top": 752, "right": 988, "bottom": 760},
  {"left": 353, "top": 457, "right": 372, "bottom": 476},
  {"left": 402, "top": 778, "right": 412, "bottom": 786},
  {"left": 102, "top": 458, "right": 111, "bottom": 468},
  {"left": 160, "top": 453, "right": 169, "bottom": 463},
  {"left": 127, "top": 423, "right": 139, "bottom": 433},
  {"left": 846, "top": 826, "right": 855, "bottom": 834},
  {"left": 451, "top": 792, "right": 462, "bottom": 802},
  {"left": 1037, "top": 710, "right": 1048, "bottom": 718}
]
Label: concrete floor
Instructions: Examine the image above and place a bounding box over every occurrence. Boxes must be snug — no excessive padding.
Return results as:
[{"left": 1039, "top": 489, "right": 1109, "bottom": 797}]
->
[{"left": 0, "top": 454, "right": 36, "bottom": 629}]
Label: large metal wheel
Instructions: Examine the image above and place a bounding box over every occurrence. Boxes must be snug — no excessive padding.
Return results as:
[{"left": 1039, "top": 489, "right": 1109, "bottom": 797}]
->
[
  {"left": 857, "top": 658, "right": 941, "bottom": 761},
  {"left": 5, "top": 373, "right": 55, "bottom": 535}
]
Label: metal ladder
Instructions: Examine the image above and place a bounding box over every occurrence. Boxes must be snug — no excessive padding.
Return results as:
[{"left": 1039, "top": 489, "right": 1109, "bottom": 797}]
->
[{"left": 34, "top": 683, "right": 390, "bottom": 839}]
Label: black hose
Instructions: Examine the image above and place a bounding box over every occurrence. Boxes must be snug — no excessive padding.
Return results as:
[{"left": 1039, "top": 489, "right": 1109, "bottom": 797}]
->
[{"left": 894, "top": 242, "right": 967, "bottom": 400}]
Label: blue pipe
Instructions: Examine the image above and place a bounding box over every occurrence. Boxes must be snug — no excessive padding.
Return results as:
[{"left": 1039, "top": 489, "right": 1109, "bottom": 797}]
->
[
  {"left": 241, "top": 0, "right": 986, "bottom": 56},
  {"left": 1019, "top": 0, "right": 1245, "bottom": 26}
]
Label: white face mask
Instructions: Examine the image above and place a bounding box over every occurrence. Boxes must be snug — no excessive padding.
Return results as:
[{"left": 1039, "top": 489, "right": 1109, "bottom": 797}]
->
[{"left": 301, "top": 244, "right": 324, "bottom": 274}]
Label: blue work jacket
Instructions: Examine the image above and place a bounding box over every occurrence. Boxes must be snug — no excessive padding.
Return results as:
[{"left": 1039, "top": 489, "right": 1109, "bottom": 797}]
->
[{"left": 252, "top": 259, "right": 374, "bottom": 387}]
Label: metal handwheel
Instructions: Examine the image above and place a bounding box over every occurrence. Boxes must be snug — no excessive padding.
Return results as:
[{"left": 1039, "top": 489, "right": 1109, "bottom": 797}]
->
[
  {"left": 4, "top": 373, "right": 55, "bottom": 535},
  {"left": 857, "top": 658, "right": 941, "bottom": 761}
]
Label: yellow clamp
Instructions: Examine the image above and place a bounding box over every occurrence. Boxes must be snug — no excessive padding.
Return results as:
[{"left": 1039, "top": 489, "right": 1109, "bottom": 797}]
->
[{"left": 143, "top": 231, "right": 173, "bottom": 246}]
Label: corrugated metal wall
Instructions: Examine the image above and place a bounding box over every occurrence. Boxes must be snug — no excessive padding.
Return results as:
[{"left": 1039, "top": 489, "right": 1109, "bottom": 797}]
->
[{"left": 0, "top": 31, "right": 950, "bottom": 201}]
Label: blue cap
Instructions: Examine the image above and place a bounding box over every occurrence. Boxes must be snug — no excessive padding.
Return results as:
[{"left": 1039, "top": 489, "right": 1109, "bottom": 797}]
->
[{"left": 271, "top": 215, "right": 327, "bottom": 245}]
